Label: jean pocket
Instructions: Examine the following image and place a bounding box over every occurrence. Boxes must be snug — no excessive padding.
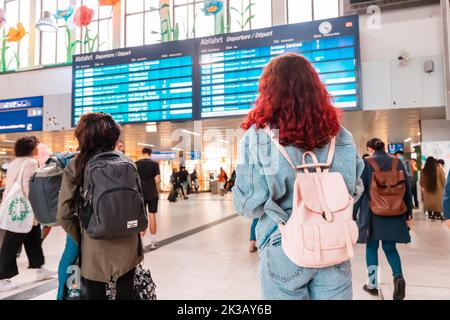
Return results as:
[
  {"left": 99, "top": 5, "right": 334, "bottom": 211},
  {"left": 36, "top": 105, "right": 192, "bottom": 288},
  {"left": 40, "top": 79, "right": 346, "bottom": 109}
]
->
[
  {"left": 333, "top": 260, "right": 352, "bottom": 277},
  {"left": 267, "top": 238, "right": 303, "bottom": 283}
]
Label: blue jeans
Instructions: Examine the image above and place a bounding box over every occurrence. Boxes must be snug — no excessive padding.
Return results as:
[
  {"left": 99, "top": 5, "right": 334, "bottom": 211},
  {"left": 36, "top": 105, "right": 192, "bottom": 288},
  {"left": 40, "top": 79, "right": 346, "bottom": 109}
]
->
[
  {"left": 250, "top": 219, "right": 258, "bottom": 241},
  {"left": 259, "top": 234, "right": 353, "bottom": 300},
  {"left": 366, "top": 240, "right": 403, "bottom": 289},
  {"left": 57, "top": 235, "right": 79, "bottom": 300}
]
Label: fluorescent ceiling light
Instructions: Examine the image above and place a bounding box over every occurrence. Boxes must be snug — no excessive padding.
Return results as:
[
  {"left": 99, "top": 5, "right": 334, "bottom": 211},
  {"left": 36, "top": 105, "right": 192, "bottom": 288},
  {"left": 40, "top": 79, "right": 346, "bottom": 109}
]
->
[
  {"left": 2, "top": 140, "right": 15, "bottom": 143},
  {"left": 216, "top": 139, "right": 230, "bottom": 144},
  {"left": 171, "top": 147, "right": 183, "bottom": 151},
  {"left": 138, "top": 143, "right": 155, "bottom": 147},
  {"left": 182, "top": 129, "right": 200, "bottom": 136},
  {"left": 0, "top": 151, "right": 7, "bottom": 155},
  {"left": 404, "top": 138, "right": 412, "bottom": 143}
]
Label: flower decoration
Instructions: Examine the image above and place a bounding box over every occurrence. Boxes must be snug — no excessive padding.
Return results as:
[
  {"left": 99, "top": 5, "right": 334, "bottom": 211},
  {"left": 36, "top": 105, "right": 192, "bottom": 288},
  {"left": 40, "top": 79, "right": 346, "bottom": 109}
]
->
[
  {"left": 54, "top": 6, "right": 74, "bottom": 22},
  {"left": 0, "top": 8, "right": 6, "bottom": 28},
  {"left": 202, "top": 0, "right": 224, "bottom": 16},
  {"left": 6, "top": 22, "right": 26, "bottom": 42},
  {"left": 99, "top": 0, "right": 121, "bottom": 6},
  {"left": 74, "top": 5, "right": 94, "bottom": 27}
]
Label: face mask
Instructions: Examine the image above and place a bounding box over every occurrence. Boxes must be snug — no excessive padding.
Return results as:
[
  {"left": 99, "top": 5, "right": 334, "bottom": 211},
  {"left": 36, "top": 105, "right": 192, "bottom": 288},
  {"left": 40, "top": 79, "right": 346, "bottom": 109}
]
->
[{"left": 399, "top": 156, "right": 404, "bottom": 161}]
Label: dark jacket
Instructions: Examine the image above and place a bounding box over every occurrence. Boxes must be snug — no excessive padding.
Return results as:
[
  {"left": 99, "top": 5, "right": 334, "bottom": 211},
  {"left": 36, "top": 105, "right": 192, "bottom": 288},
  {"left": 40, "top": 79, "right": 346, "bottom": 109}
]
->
[
  {"left": 444, "top": 171, "right": 450, "bottom": 220},
  {"left": 355, "top": 150, "right": 413, "bottom": 243}
]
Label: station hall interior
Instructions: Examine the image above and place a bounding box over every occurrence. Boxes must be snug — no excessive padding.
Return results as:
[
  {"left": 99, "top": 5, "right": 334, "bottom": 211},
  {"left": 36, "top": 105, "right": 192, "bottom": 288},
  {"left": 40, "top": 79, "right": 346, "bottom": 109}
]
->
[{"left": 0, "top": 0, "right": 449, "bottom": 301}]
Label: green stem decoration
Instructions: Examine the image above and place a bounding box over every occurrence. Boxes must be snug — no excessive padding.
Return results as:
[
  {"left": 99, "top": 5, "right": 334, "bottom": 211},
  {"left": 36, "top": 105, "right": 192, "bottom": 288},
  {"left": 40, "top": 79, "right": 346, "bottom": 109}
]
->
[{"left": 1, "top": 29, "right": 7, "bottom": 72}]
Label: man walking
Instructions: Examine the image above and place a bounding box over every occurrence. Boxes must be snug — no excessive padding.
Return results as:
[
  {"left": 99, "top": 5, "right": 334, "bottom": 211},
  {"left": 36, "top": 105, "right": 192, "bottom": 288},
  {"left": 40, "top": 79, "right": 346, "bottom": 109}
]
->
[{"left": 136, "top": 148, "right": 161, "bottom": 250}]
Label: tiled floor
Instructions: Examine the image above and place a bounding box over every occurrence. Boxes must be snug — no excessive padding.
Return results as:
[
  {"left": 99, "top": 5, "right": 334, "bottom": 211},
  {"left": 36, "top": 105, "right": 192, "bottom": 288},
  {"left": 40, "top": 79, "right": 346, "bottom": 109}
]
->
[{"left": 1, "top": 193, "right": 449, "bottom": 300}]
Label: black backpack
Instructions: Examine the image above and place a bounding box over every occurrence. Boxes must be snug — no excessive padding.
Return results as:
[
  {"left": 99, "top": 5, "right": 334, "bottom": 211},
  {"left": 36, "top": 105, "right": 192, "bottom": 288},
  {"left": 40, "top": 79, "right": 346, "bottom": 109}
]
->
[{"left": 78, "top": 151, "right": 148, "bottom": 239}]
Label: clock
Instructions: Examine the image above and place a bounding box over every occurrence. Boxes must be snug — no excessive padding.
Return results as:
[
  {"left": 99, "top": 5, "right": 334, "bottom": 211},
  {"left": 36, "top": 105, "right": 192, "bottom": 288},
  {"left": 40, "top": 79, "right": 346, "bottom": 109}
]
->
[{"left": 319, "top": 22, "right": 332, "bottom": 35}]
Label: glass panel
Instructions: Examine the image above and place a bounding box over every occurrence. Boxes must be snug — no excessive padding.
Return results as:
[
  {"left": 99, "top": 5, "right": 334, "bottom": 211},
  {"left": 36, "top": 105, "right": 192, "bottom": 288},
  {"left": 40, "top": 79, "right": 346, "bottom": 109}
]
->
[
  {"left": 174, "top": 4, "right": 188, "bottom": 40},
  {"left": 195, "top": 4, "right": 214, "bottom": 37},
  {"left": 40, "top": 32, "right": 56, "bottom": 65},
  {"left": 58, "top": 0, "right": 71, "bottom": 10},
  {"left": 313, "top": 0, "right": 339, "bottom": 20},
  {"left": 251, "top": 0, "right": 271, "bottom": 29},
  {"left": 126, "top": 14, "right": 144, "bottom": 46},
  {"left": 5, "top": 0, "right": 18, "bottom": 25},
  {"left": 57, "top": 27, "right": 67, "bottom": 63},
  {"left": 145, "top": 0, "right": 160, "bottom": 10},
  {"left": 145, "top": 10, "right": 161, "bottom": 44},
  {"left": 125, "top": 0, "right": 143, "bottom": 14},
  {"left": 229, "top": 0, "right": 251, "bottom": 32},
  {"left": 41, "top": 0, "right": 57, "bottom": 14},
  {"left": 99, "top": 4, "right": 114, "bottom": 19},
  {"left": 288, "top": 0, "right": 312, "bottom": 23},
  {"left": 99, "top": 19, "right": 113, "bottom": 50},
  {"left": 174, "top": 0, "right": 189, "bottom": 4}
]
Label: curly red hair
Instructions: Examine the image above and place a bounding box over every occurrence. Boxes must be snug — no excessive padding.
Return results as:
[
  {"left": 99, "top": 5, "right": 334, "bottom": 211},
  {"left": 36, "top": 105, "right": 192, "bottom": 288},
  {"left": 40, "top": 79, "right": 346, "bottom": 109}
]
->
[{"left": 242, "top": 53, "right": 341, "bottom": 150}]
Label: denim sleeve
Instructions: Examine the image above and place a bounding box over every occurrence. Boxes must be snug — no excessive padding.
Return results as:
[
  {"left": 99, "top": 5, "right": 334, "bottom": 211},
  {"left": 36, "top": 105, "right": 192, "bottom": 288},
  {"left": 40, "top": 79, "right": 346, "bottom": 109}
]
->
[
  {"left": 443, "top": 172, "right": 450, "bottom": 220},
  {"left": 233, "top": 130, "right": 270, "bottom": 220}
]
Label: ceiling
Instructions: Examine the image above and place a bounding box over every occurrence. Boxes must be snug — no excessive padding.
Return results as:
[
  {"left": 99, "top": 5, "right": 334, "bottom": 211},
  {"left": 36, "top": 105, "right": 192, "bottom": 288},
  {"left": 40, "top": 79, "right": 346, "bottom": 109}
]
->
[{"left": 0, "top": 107, "right": 445, "bottom": 159}]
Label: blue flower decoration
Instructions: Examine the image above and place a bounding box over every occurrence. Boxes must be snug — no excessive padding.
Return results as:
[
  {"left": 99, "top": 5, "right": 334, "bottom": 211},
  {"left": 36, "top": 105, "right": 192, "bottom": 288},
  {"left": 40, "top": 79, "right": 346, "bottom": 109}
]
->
[
  {"left": 54, "top": 6, "right": 74, "bottom": 22},
  {"left": 202, "top": 1, "right": 224, "bottom": 16}
]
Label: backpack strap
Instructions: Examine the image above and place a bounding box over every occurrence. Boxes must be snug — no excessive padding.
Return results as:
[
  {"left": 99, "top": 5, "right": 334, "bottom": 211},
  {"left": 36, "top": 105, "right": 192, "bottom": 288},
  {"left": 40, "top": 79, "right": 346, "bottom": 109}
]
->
[
  {"left": 391, "top": 157, "right": 399, "bottom": 171},
  {"left": 367, "top": 158, "right": 381, "bottom": 172},
  {"left": 264, "top": 127, "right": 336, "bottom": 172}
]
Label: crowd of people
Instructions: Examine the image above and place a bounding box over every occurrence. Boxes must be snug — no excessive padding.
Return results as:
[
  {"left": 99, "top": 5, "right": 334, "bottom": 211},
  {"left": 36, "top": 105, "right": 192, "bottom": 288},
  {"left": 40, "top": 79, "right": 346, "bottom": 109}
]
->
[{"left": 0, "top": 53, "right": 449, "bottom": 300}]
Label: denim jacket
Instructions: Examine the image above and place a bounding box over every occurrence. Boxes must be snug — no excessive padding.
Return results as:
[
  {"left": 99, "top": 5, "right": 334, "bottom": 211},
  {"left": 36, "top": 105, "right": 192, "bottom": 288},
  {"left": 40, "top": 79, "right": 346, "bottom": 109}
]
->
[{"left": 233, "top": 125, "right": 365, "bottom": 251}]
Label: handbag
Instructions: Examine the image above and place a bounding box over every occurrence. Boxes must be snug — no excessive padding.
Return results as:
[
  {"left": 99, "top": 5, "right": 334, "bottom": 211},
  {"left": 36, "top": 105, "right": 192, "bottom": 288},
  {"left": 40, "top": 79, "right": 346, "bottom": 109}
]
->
[
  {"left": 133, "top": 264, "right": 157, "bottom": 300},
  {"left": 0, "top": 160, "right": 35, "bottom": 233}
]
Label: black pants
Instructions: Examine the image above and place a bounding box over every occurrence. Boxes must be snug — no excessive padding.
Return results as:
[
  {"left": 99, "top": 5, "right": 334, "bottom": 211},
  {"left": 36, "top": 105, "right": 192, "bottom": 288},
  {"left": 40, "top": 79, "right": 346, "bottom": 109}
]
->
[
  {"left": 0, "top": 225, "right": 45, "bottom": 280},
  {"left": 411, "top": 182, "right": 419, "bottom": 208},
  {"left": 81, "top": 268, "right": 136, "bottom": 300}
]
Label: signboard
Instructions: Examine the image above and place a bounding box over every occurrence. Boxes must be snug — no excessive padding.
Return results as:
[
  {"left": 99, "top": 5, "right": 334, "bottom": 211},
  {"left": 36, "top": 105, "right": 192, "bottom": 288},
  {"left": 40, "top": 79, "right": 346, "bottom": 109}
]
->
[
  {"left": 0, "top": 96, "right": 43, "bottom": 133},
  {"left": 72, "top": 15, "right": 361, "bottom": 124}
]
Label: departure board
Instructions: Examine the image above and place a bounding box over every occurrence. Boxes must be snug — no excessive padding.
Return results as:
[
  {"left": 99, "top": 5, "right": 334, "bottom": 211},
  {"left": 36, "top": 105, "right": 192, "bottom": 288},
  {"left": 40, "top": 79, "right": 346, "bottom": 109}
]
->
[
  {"left": 199, "top": 15, "right": 361, "bottom": 118},
  {"left": 72, "top": 40, "right": 196, "bottom": 125},
  {"left": 0, "top": 96, "right": 43, "bottom": 133}
]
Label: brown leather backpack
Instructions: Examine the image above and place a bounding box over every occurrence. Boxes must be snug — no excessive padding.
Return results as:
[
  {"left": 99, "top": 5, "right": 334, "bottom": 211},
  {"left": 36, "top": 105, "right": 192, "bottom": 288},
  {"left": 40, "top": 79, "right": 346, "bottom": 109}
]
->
[{"left": 367, "top": 157, "right": 407, "bottom": 217}]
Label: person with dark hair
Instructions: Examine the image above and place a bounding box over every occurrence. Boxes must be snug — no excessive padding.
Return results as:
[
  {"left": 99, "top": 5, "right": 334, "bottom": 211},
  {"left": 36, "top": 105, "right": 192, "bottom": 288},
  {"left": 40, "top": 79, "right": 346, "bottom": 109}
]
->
[
  {"left": 191, "top": 169, "right": 199, "bottom": 193},
  {"left": 178, "top": 166, "right": 189, "bottom": 200},
  {"left": 233, "top": 53, "right": 364, "bottom": 300},
  {"left": 0, "top": 136, "right": 56, "bottom": 292},
  {"left": 394, "top": 150, "right": 416, "bottom": 208},
  {"left": 410, "top": 159, "right": 419, "bottom": 209},
  {"left": 420, "top": 157, "right": 446, "bottom": 220},
  {"left": 358, "top": 138, "right": 413, "bottom": 300},
  {"left": 57, "top": 113, "right": 144, "bottom": 300},
  {"left": 136, "top": 147, "right": 160, "bottom": 250}
]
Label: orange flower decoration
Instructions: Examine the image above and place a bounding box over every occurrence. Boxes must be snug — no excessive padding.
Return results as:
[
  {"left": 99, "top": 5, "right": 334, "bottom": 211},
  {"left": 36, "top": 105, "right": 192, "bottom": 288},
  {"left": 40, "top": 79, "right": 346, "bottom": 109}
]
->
[
  {"left": 99, "top": 0, "right": 121, "bottom": 6},
  {"left": 6, "top": 22, "right": 26, "bottom": 42}
]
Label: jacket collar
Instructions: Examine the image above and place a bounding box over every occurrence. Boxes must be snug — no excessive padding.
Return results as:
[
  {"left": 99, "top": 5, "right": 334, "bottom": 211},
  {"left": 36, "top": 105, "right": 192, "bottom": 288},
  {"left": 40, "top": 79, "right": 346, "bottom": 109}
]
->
[{"left": 373, "top": 150, "right": 388, "bottom": 158}]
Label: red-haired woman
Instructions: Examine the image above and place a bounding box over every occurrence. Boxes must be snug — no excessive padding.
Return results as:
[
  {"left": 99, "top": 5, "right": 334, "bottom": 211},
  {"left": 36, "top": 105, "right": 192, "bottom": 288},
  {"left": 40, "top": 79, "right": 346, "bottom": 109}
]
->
[{"left": 233, "top": 53, "right": 364, "bottom": 300}]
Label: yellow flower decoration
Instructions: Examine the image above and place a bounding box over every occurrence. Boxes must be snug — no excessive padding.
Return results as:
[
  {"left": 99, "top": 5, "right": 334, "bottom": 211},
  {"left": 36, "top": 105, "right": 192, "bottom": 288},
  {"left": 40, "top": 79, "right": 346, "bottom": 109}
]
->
[{"left": 6, "top": 22, "right": 26, "bottom": 42}]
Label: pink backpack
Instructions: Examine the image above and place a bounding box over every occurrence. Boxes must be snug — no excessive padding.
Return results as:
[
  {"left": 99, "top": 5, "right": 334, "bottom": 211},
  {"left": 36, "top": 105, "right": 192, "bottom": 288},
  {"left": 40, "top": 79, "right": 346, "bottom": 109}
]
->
[{"left": 266, "top": 128, "right": 358, "bottom": 268}]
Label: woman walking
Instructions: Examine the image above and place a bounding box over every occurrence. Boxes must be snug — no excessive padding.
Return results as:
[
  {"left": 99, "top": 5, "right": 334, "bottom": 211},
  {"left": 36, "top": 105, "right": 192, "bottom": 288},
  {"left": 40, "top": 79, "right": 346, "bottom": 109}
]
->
[
  {"left": 358, "top": 138, "right": 413, "bottom": 300},
  {"left": 420, "top": 157, "right": 446, "bottom": 221},
  {"left": 0, "top": 136, "right": 56, "bottom": 292}
]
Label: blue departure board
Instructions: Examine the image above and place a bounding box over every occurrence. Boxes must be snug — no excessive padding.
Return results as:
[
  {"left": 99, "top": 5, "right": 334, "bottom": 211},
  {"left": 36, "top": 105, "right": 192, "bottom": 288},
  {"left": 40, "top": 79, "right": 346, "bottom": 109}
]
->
[
  {"left": 199, "top": 15, "right": 361, "bottom": 118},
  {"left": 72, "top": 40, "right": 196, "bottom": 125},
  {"left": 72, "top": 15, "right": 361, "bottom": 124},
  {"left": 0, "top": 96, "right": 43, "bottom": 133}
]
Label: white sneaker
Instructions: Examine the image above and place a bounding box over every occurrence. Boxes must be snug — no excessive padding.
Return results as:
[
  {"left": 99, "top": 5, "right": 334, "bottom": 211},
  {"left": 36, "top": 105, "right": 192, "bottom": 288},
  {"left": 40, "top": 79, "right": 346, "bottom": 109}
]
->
[
  {"left": 0, "top": 279, "right": 19, "bottom": 292},
  {"left": 36, "top": 267, "right": 57, "bottom": 282},
  {"left": 150, "top": 241, "right": 159, "bottom": 250}
]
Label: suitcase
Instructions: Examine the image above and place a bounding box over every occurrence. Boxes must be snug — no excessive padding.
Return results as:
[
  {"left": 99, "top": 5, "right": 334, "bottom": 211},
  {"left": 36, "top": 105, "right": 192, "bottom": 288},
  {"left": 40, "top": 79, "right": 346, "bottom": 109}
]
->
[{"left": 168, "top": 189, "right": 177, "bottom": 202}]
